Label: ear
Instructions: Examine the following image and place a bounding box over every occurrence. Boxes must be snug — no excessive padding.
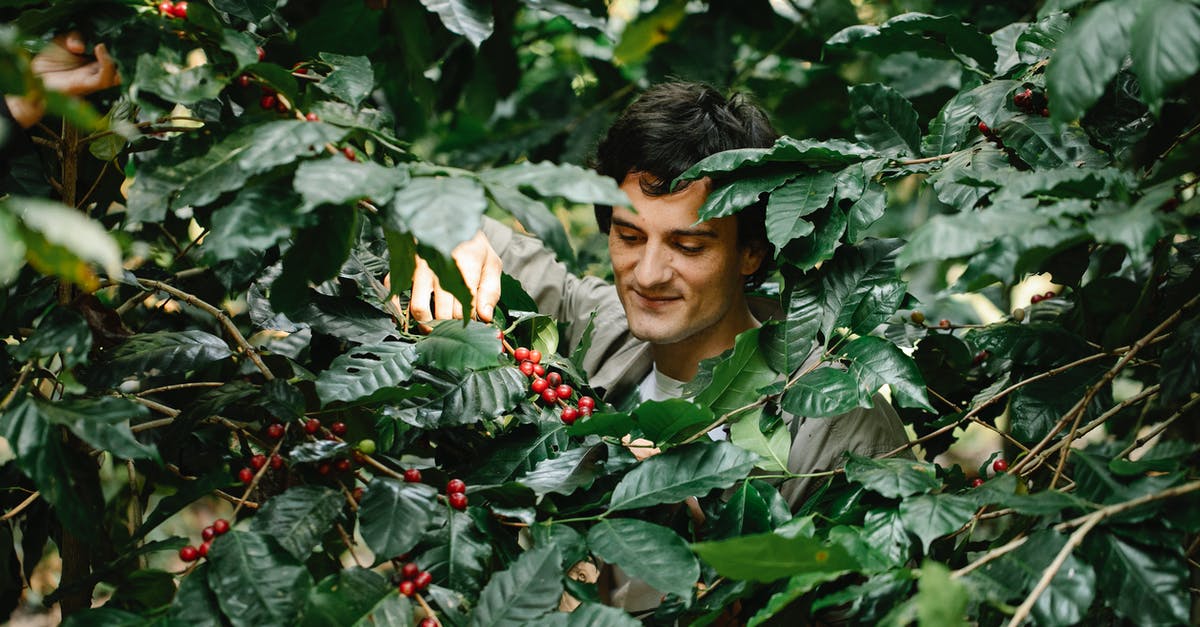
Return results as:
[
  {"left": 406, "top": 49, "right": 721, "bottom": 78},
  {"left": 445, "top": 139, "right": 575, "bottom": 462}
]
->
[{"left": 739, "top": 242, "right": 767, "bottom": 278}]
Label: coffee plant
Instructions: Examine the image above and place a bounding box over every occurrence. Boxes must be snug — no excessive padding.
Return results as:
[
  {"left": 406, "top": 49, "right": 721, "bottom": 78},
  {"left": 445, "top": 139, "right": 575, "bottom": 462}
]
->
[{"left": 1, "top": 0, "right": 1198, "bottom": 625}]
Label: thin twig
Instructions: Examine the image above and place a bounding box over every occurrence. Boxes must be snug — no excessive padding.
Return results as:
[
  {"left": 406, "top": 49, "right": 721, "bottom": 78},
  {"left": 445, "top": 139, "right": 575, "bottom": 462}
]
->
[
  {"left": 1006, "top": 515, "right": 1102, "bottom": 627},
  {"left": 335, "top": 523, "right": 363, "bottom": 568},
  {"left": 231, "top": 437, "right": 284, "bottom": 518},
  {"left": 1116, "top": 394, "right": 1200, "bottom": 459},
  {"left": 895, "top": 150, "right": 967, "bottom": 166},
  {"left": 137, "top": 382, "right": 225, "bottom": 396},
  {"left": 0, "top": 491, "right": 41, "bottom": 522},
  {"left": 1156, "top": 122, "right": 1200, "bottom": 162},
  {"left": 1, "top": 363, "right": 33, "bottom": 411},
  {"left": 678, "top": 400, "right": 766, "bottom": 446},
  {"left": 130, "top": 417, "right": 176, "bottom": 433},
  {"left": 1023, "top": 385, "right": 1160, "bottom": 469},
  {"left": 126, "top": 396, "right": 180, "bottom": 417},
  {"left": 414, "top": 592, "right": 439, "bottom": 623}
]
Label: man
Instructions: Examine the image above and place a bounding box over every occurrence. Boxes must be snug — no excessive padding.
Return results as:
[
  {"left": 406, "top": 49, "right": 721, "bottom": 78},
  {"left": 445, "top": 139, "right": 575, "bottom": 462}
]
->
[{"left": 410, "top": 83, "right": 907, "bottom": 503}]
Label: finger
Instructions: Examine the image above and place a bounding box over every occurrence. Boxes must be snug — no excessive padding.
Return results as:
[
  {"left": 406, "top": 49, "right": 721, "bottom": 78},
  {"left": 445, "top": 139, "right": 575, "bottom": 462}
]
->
[
  {"left": 93, "top": 43, "right": 121, "bottom": 87},
  {"left": 432, "top": 277, "right": 456, "bottom": 322},
  {"left": 410, "top": 257, "right": 435, "bottom": 324},
  {"left": 452, "top": 295, "right": 464, "bottom": 321},
  {"left": 474, "top": 250, "right": 503, "bottom": 322},
  {"left": 63, "top": 31, "right": 87, "bottom": 55}
]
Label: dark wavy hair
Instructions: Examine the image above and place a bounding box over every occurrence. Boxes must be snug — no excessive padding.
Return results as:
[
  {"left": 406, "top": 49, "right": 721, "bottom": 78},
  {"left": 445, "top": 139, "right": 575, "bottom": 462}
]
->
[{"left": 592, "top": 81, "right": 779, "bottom": 288}]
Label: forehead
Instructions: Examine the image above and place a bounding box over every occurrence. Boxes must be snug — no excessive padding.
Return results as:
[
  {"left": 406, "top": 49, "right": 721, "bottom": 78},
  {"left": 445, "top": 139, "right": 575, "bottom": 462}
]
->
[{"left": 614, "top": 174, "right": 735, "bottom": 236}]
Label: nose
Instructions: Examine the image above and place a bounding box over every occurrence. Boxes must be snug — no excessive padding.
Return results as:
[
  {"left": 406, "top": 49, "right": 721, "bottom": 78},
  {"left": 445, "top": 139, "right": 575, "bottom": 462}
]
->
[{"left": 632, "top": 241, "right": 674, "bottom": 288}]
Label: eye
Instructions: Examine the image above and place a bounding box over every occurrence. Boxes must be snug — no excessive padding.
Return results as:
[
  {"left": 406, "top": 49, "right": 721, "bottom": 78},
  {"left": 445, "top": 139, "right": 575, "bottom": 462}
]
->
[{"left": 675, "top": 242, "right": 705, "bottom": 254}]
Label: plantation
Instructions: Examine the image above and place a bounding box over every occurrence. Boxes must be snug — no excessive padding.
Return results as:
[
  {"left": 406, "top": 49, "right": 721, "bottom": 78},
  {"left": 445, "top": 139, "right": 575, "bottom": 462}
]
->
[{"left": 1, "top": 0, "right": 1198, "bottom": 625}]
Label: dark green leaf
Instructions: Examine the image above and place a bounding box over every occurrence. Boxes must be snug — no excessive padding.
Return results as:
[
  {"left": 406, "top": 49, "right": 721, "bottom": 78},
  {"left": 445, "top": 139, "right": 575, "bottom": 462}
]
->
[
  {"left": 822, "top": 238, "right": 907, "bottom": 339},
  {"left": 1130, "top": 0, "right": 1200, "bottom": 114},
  {"left": 691, "top": 328, "right": 777, "bottom": 419},
  {"left": 132, "top": 52, "right": 223, "bottom": 104},
  {"left": 387, "top": 176, "right": 487, "bottom": 258},
  {"left": 9, "top": 306, "right": 91, "bottom": 367},
  {"left": 914, "top": 561, "right": 967, "bottom": 627},
  {"left": 608, "top": 442, "right": 758, "bottom": 511},
  {"left": 203, "top": 185, "right": 310, "bottom": 263},
  {"left": 746, "top": 569, "right": 850, "bottom": 627},
  {"left": 484, "top": 183, "right": 574, "bottom": 262},
  {"left": 676, "top": 137, "right": 874, "bottom": 184},
  {"left": 60, "top": 608, "right": 146, "bottom": 627},
  {"left": 316, "top": 343, "right": 417, "bottom": 406},
  {"left": 537, "top": 603, "right": 641, "bottom": 627},
  {"left": 826, "top": 13, "right": 996, "bottom": 72},
  {"left": 468, "top": 545, "right": 562, "bottom": 626},
  {"left": 288, "top": 293, "right": 396, "bottom": 344},
  {"left": 166, "top": 563, "right": 222, "bottom": 627},
  {"left": 840, "top": 336, "right": 933, "bottom": 411},
  {"left": 1088, "top": 531, "right": 1190, "bottom": 624},
  {"left": 287, "top": 440, "right": 350, "bottom": 464},
  {"left": 922, "top": 90, "right": 975, "bottom": 157},
  {"left": 516, "top": 444, "right": 605, "bottom": 497},
  {"left": 358, "top": 479, "right": 438, "bottom": 562},
  {"left": 383, "top": 367, "right": 526, "bottom": 429},
  {"left": 481, "top": 161, "right": 629, "bottom": 206},
  {"left": 862, "top": 508, "right": 912, "bottom": 567},
  {"left": 995, "top": 116, "right": 1110, "bottom": 169},
  {"left": 414, "top": 320, "right": 503, "bottom": 373},
  {"left": 728, "top": 408, "right": 789, "bottom": 473},
  {"left": 782, "top": 204, "right": 847, "bottom": 270},
  {"left": 300, "top": 568, "right": 396, "bottom": 627},
  {"left": 844, "top": 454, "right": 940, "bottom": 499},
  {"left": 977, "top": 530, "right": 1096, "bottom": 626},
  {"left": 273, "top": 208, "right": 359, "bottom": 313},
  {"left": 1156, "top": 318, "right": 1200, "bottom": 404},
  {"left": 314, "top": 53, "right": 374, "bottom": 107},
  {"left": 436, "top": 509, "right": 493, "bottom": 596},
  {"left": 692, "top": 531, "right": 858, "bottom": 582},
  {"left": 1086, "top": 205, "right": 1166, "bottom": 263},
  {"left": 781, "top": 367, "right": 868, "bottom": 418},
  {"left": 421, "top": 0, "right": 494, "bottom": 48},
  {"left": 588, "top": 518, "right": 698, "bottom": 599},
  {"left": 713, "top": 480, "right": 773, "bottom": 539},
  {"left": 632, "top": 398, "right": 714, "bottom": 447},
  {"left": 898, "top": 493, "right": 976, "bottom": 552},
  {"left": 764, "top": 172, "right": 836, "bottom": 248},
  {"left": 206, "top": 531, "right": 313, "bottom": 627},
  {"left": 848, "top": 83, "right": 922, "bottom": 157},
  {"left": 294, "top": 158, "right": 409, "bottom": 212},
  {"left": 897, "top": 207, "right": 1048, "bottom": 268},
  {"left": 566, "top": 411, "right": 635, "bottom": 438},
  {"left": 696, "top": 171, "right": 796, "bottom": 222},
  {"left": 1046, "top": 2, "right": 1138, "bottom": 122},
  {"left": 35, "top": 397, "right": 157, "bottom": 462},
  {"left": 249, "top": 486, "right": 344, "bottom": 561},
  {"left": 102, "top": 331, "right": 231, "bottom": 384}
]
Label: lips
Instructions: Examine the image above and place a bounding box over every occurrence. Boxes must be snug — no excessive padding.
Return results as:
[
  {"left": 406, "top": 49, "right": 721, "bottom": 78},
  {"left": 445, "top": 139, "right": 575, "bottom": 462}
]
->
[{"left": 631, "top": 290, "right": 682, "bottom": 308}]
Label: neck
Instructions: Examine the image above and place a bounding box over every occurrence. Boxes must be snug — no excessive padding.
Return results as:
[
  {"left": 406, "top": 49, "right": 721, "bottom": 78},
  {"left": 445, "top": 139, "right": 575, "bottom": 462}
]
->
[{"left": 652, "top": 300, "right": 760, "bottom": 381}]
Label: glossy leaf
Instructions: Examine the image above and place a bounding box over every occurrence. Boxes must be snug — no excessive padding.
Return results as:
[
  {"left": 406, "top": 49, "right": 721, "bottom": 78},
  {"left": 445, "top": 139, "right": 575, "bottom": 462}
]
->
[
  {"left": 249, "top": 486, "right": 344, "bottom": 561},
  {"left": 9, "top": 306, "right": 92, "bottom": 367},
  {"left": 692, "top": 531, "right": 858, "bottom": 582},
  {"left": 588, "top": 518, "right": 699, "bottom": 599},
  {"left": 206, "top": 531, "right": 313, "bottom": 627},
  {"left": 300, "top": 568, "right": 395, "bottom": 627},
  {"left": 516, "top": 444, "right": 605, "bottom": 497},
  {"left": 764, "top": 172, "right": 836, "bottom": 248},
  {"left": 294, "top": 158, "right": 409, "bottom": 212},
  {"left": 316, "top": 343, "right": 417, "bottom": 406},
  {"left": 481, "top": 161, "right": 629, "bottom": 206},
  {"left": 781, "top": 367, "right": 868, "bottom": 418},
  {"left": 839, "top": 336, "right": 933, "bottom": 411},
  {"left": 203, "top": 185, "right": 310, "bottom": 263},
  {"left": 898, "top": 493, "right": 976, "bottom": 552},
  {"left": 696, "top": 171, "right": 795, "bottom": 222},
  {"left": 537, "top": 603, "right": 641, "bottom": 627},
  {"left": 421, "top": 0, "right": 494, "bottom": 48},
  {"left": 994, "top": 116, "right": 1110, "bottom": 169},
  {"left": 415, "top": 320, "right": 503, "bottom": 373},
  {"left": 100, "top": 331, "right": 232, "bottom": 383},
  {"left": 1046, "top": 1, "right": 1138, "bottom": 121},
  {"left": 1088, "top": 531, "right": 1190, "bottom": 624},
  {"left": 608, "top": 442, "right": 758, "bottom": 511},
  {"left": 383, "top": 366, "right": 526, "bottom": 429},
  {"left": 691, "top": 328, "right": 777, "bottom": 419},
  {"left": 313, "top": 53, "right": 374, "bottom": 107},
  {"left": 844, "top": 454, "right": 940, "bottom": 499},
  {"left": 468, "top": 545, "right": 562, "bottom": 626},
  {"left": 826, "top": 13, "right": 997, "bottom": 72},
  {"left": 1130, "top": 0, "right": 1200, "bottom": 114},
  {"left": 977, "top": 530, "right": 1096, "bottom": 626},
  {"left": 632, "top": 398, "right": 714, "bottom": 446},
  {"left": 358, "top": 479, "right": 438, "bottom": 562},
  {"left": 848, "top": 83, "right": 922, "bottom": 157},
  {"left": 166, "top": 563, "right": 222, "bottom": 627},
  {"left": 34, "top": 397, "right": 157, "bottom": 462},
  {"left": 676, "top": 137, "right": 874, "bottom": 184},
  {"left": 484, "top": 183, "right": 574, "bottom": 262},
  {"left": 388, "top": 175, "right": 487, "bottom": 258},
  {"left": 729, "top": 409, "right": 790, "bottom": 473}
]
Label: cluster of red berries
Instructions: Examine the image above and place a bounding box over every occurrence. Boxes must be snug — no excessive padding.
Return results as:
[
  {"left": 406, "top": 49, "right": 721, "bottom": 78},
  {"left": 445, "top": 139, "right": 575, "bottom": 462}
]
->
[
  {"left": 510, "top": 346, "right": 596, "bottom": 424},
  {"left": 259, "top": 87, "right": 288, "bottom": 113},
  {"left": 396, "top": 561, "right": 434, "bottom": 598},
  {"left": 237, "top": 453, "right": 285, "bottom": 485},
  {"left": 1013, "top": 87, "right": 1049, "bottom": 117},
  {"left": 446, "top": 478, "right": 468, "bottom": 510},
  {"left": 969, "top": 458, "right": 1009, "bottom": 487},
  {"left": 157, "top": 1, "right": 188, "bottom": 18},
  {"left": 1030, "top": 291, "right": 1056, "bottom": 304},
  {"left": 179, "top": 518, "right": 229, "bottom": 562}
]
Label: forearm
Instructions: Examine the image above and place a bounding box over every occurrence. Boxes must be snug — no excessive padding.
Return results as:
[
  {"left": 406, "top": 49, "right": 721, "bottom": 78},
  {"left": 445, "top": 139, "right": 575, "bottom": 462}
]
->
[{"left": 3, "top": 94, "right": 45, "bottom": 129}]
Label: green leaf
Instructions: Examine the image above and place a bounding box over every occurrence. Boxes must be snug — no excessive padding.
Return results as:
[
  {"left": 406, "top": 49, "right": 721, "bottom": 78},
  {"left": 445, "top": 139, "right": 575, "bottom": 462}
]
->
[
  {"left": 481, "top": 161, "right": 630, "bottom": 206},
  {"left": 821, "top": 238, "right": 907, "bottom": 339},
  {"left": 588, "top": 518, "right": 699, "bottom": 600},
  {"left": 764, "top": 172, "right": 836, "bottom": 248},
  {"left": 9, "top": 306, "right": 92, "bottom": 367},
  {"left": 1159, "top": 319, "right": 1200, "bottom": 403},
  {"left": 468, "top": 545, "right": 562, "bottom": 627},
  {"left": 316, "top": 343, "right": 417, "bottom": 406},
  {"left": 314, "top": 53, "right": 374, "bottom": 107},
  {"left": 976, "top": 530, "right": 1096, "bottom": 626},
  {"left": 206, "top": 531, "right": 313, "bottom": 627},
  {"left": 862, "top": 509, "right": 913, "bottom": 567},
  {"left": 1087, "top": 531, "right": 1189, "bottom": 624},
  {"left": 1086, "top": 205, "right": 1166, "bottom": 263},
  {"left": 746, "top": 569, "right": 850, "bottom": 626},
  {"left": 898, "top": 493, "right": 976, "bottom": 552},
  {"left": 294, "top": 158, "right": 409, "bottom": 212},
  {"left": 729, "top": 409, "right": 790, "bottom": 473},
  {"left": 132, "top": 52, "right": 223, "bottom": 105},
  {"left": 781, "top": 368, "right": 868, "bottom": 418},
  {"left": 300, "top": 568, "right": 397, "bottom": 627},
  {"left": 484, "top": 183, "right": 574, "bottom": 262},
  {"left": 844, "top": 454, "right": 941, "bottom": 499},
  {"left": 1130, "top": 0, "right": 1200, "bottom": 114},
  {"left": 167, "top": 563, "right": 222, "bottom": 627},
  {"left": 4, "top": 196, "right": 123, "bottom": 282},
  {"left": 922, "top": 90, "right": 975, "bottom": 157},
  {"left": 387, "top": 176, "right": 487, "bottom": 258},
  {"left": 433, "top": 509, "right": 493, "bottom": 596},
  {"left": 696, "top": 171, "right": 796, "bottom": 222},
  {"left": 613, "top": 0, "right": 687, "bottom": 65},
  {"left": 676, "top": 137, "right": 874, "bottom": 184},
  {"left": 415, "top": 320, "right": 503, "bottom": 373},
  {"left": 249, "top": 486, "right": 344, "bottom": 561},
  {"left": 358, "top": 479, "right": 438, "bottom": 562},
  {"left": 1016, "top": 12, "right": 1070, "bottom": 64},
  {"left": 0, "top": 208, "right": 24, "bottom": 285},
  {"left": 692, "top": 531, "right": 858, "bottom": 582},
  {"left": 840, "top": 336, "right": 933, "bottom": 411},
  {"left": 1046, "top": 1, "right": 1139, "bottom": 122},
  {"left": 60, "top": 608, "right": 147, "bottom": 627},
  {"left": 763, "top": 278, "right": 821, "bottom": 374},
  {"left": 608, "top": 442, "right": 758, "bottom": 511},
  {"left": 632, "top": 398, "right": 714, "bottom": 446},
  {"left": 101, "top": 331, "right": 233, "bottom": 383},
  {"left": 421, "top": 0, "right": 494, "bottom": 48},
  {"left": 914, "top": 561, "right": 967, "bottom": 627},
  {"left": 516, "top": 444, "right": 605, "bottom": 497},
  {"left": 288, "top": 293, "right": 396, "bottom": 344},
  {"left": 691, "top": 328, "right": 777, "bottom": 419},
  {"left": 782, "top": 204, "right": 847, "bottom": 270},
  {"left": 537, "top": 603, "right": 641, "bottom": 627},
  {"left": 897, "top": 207, "right": 1049, "bottom": 268},
  {"left": 202, "top": 185, "right": 310, "bottom": 263},
  {"left": 383, "top": 367, "right": 526, "bottom": 428},
  {"left": 35, "top": 397, "right": 158, "bottom": 462},
  {"left": 825, "top": 13, "right": 997, "bottom": 72},
  {"left": 566, "top": 411, "right": 635, "bottom": 438},
  {"left": 713, "top": 480, "right": 774, "bottom": 538},
  {"left": 995, "top": 116, "right": 1110, "bottom": 168},
  {"left": 848, "top": 84, "right": 922, "bottom": 157},
  {"left": 385, "top": 229, "right": 418, "bottom": 297}
]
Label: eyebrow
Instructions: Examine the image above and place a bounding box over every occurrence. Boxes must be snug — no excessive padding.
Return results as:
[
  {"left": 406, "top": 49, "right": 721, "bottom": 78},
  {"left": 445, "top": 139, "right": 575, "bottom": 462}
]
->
[{"left": 611, "top": 217, "right": 721, "bottom": 239}]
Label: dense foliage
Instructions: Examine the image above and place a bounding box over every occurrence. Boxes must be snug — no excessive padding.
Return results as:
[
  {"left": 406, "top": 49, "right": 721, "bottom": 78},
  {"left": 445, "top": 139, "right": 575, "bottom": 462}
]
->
[{"left": 1, "top": 0, "right": 1198, "bottom": 625}]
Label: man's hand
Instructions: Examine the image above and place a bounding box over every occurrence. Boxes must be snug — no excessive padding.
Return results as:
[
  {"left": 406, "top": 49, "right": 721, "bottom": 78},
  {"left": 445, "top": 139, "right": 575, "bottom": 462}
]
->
[
  {"left": 5, "top": 31, "right": 121, "bottom": 128},
  {"left": 403, "top": 231, "right": 502, "bottom": 330}
]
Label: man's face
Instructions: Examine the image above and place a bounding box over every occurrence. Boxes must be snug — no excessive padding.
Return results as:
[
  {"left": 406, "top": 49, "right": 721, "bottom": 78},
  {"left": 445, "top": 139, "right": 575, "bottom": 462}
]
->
[{"left": 609, "top": 173, "right": 764, "bottom": 347}]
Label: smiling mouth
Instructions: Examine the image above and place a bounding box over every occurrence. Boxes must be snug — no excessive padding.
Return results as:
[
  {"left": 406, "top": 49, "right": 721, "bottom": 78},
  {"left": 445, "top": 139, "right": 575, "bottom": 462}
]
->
[{"left": 632, "top": 291, "right": 682, "bottom": 307}]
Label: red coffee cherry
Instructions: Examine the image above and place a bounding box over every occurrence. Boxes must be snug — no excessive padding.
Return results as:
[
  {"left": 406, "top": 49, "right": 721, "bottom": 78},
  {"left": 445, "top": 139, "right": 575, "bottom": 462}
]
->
[
  {"left": 448, "top": 492, "right": 468, "bottom": 510},
  {"left": 446, "top": 478, "right": 466, "bottom": 494},
  {"left": 212, "top": 519, "right": 230, "bottom": 535},
  {"left": 513, "top": 347, "right": 530, "bottom": 362},
  {"left": 555, "top": 384, "right": 572, "bottom": 399},
  {"left": 404, "top": 468, "right": 423, "bottom": 483},
  {"left": 179, "top": 546, "right": 199, "bottom": 562},
  {"left": 527, "top": 350, "right": 542, "bottom": 364},
  {"left": 561, "top": 406, "right": 579, "bottom": 424}
]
